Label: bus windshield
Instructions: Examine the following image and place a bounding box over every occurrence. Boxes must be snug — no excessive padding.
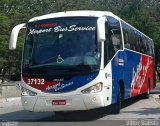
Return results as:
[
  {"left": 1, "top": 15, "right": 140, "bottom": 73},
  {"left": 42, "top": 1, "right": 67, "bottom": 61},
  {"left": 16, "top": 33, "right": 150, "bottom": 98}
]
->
[{"left": 22, "top": 17, "right": 101, "bottom": 75}]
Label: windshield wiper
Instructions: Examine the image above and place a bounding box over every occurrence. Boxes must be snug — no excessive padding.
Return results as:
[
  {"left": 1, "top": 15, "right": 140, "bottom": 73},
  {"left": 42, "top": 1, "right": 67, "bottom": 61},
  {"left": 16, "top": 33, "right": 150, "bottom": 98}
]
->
[
  {"left": 29, "top": 63, "right": 55, "bottom": 68},
  {"left": 66, "top": 64, "right": 94, "bottom": 72},
  {"left": 28, "top": 63, "right": 98, "bottom": 74}
]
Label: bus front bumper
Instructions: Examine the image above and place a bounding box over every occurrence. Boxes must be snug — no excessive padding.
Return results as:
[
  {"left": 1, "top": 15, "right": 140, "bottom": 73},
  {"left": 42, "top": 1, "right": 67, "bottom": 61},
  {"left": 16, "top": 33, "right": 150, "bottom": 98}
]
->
[{"left": 21, "top": 93, "right": 105, "bottom": 112}]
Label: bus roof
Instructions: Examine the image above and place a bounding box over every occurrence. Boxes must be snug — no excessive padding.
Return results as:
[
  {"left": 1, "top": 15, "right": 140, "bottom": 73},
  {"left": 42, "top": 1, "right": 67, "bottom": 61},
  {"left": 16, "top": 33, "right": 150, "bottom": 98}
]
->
[
  {"left": 29, "top": 10, "right": 119, "bottom": 22},
  {"left": 28, "top": 10, "right": 153, "bottom": 41}
]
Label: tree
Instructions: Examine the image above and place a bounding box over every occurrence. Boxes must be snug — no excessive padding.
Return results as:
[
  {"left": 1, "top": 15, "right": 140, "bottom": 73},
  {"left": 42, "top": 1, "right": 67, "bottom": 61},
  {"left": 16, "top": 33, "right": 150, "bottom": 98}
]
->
[{"left": 0, "top": 0, "right": 159, "bottom": 79}]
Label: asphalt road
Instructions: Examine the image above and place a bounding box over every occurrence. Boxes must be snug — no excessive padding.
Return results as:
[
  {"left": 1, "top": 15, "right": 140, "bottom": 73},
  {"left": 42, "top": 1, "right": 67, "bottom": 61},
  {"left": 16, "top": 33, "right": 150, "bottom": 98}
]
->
[{"left": 0, "top": 88, "right": 160, "bottom": 126}]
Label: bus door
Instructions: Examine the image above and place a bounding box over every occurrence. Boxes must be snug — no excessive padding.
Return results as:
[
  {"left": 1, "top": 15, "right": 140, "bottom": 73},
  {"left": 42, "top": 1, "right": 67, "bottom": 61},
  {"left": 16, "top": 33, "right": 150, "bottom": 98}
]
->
[{"left": 104, "top": 16, "right": 123, "bottom": 103}]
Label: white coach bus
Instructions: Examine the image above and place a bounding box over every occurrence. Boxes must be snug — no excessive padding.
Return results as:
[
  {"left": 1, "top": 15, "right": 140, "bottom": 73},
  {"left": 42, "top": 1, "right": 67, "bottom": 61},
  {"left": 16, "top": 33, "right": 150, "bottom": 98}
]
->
[{"left": 9, "top": 11, "right": 155, "bottom": 114}]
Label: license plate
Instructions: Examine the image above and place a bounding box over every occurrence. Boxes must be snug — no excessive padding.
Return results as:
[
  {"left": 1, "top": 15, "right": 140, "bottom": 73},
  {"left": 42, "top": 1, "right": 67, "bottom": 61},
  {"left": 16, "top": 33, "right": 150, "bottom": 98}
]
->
[{"left": 52, "top": 100, "right": 66, "bottom": 105}]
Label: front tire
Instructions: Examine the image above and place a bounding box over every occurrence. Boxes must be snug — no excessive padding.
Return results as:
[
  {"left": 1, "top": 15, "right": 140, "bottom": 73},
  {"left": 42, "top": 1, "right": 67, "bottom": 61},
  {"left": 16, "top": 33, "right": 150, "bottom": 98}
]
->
[
  {"left": 112, "top": 87, "right": 122, "bottom": 114},
  {"left": 143, "top": 83, "right": 150, "bottom": 99}
]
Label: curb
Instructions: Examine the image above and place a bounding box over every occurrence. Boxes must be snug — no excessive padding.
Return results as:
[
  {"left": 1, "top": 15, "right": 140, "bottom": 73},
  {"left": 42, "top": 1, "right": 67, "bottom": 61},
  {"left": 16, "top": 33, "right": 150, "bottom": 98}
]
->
[
  {"left": 150, "top": 94, "right": 160, "bottom": 99},
  {"left": 0, "top": 97, "right": 21, "bottom": 103},
  {"left": 0, "top": 83, "right": 21, "bottom": 99}
]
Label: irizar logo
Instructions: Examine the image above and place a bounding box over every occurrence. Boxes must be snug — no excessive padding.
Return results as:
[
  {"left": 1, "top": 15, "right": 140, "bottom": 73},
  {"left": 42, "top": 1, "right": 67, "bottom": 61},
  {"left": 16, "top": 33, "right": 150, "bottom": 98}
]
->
[{"left": 53, "top": 78, "right": 64, "bottom": 82}]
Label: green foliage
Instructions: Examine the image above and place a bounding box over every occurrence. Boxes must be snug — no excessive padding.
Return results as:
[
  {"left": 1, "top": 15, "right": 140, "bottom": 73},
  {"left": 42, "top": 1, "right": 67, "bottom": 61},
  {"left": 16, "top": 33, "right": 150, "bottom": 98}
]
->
[{"left": 0, "top": 0, "right": 160, "bottom": 76}]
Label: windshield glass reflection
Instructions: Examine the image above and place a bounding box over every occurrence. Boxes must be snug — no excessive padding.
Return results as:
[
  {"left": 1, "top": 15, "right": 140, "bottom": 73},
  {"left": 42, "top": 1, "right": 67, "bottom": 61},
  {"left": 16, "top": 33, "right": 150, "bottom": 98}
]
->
[{"left": 23, "top": 17, "right": 100, "bottom": 75}]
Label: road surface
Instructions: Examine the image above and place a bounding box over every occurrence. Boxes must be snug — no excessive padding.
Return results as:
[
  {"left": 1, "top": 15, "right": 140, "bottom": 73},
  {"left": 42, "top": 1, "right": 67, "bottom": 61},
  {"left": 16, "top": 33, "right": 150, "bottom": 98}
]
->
[{"left": 0, "top": 94, "right": 160, "bottom": 126}]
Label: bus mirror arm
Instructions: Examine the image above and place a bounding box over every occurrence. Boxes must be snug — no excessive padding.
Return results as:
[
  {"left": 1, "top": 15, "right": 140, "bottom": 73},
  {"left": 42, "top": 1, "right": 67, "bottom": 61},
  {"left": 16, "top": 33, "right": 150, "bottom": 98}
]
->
[
  {"left": 9, "top": 23, "right": 26, "bottom": 50},
  {"left": 97, "top": 17, "right": 106, "bottom": 42}
]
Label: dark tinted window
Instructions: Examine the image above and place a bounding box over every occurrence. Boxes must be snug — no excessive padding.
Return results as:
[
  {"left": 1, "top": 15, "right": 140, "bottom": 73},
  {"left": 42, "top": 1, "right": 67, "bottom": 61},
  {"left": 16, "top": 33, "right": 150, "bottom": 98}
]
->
[
  {"left": 104, "top": 16, "right": 122, "bottom": 66},
  {"left": 122, "top": 20, "right": 154, "bottom": 56},
  {"left": 23, "top": 17, "right": 101, "bottom": 75},
  {"left": 122, "top": 21, "right": 140, "bottom": 51},
  {"left": 107, "top": 16, "right": 122, "bottom": 53}
]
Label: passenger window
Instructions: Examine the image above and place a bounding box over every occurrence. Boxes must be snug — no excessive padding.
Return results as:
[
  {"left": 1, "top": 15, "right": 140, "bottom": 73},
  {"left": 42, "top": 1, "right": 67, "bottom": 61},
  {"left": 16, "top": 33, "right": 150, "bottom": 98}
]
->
[
  {"left": 107, "top": 16, "right": 122, "bottom": 53},
  {"left": 140, "top": 37, "right": 146, "bottom": 53},
  {"left": 121, "top": 20, "right": 154, "bottom": 56},
  {"left": 104, "top": 16, "right": 122, "bottom": 66},
  {"left": 122, "top": 21, "right": 131, "bottom": 49}
]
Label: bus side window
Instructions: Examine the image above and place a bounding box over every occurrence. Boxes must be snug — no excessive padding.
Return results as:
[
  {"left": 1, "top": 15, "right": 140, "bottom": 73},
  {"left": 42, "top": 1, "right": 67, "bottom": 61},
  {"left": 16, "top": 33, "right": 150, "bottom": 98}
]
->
[
  {"left": 140, "top": 37, "right": 147, "bottom": 53},
  {"left": 111, "top": 33, "right": 121, "bottom": 52},
  {"left": 107, "top": 16, "right": 122, "bottom": 53},
  {"left": 104, "top": 21, "right": 114, "bottom": 66},
  {"left": 122, "top": 21, "right": 131, "bottom": 50},
  {"left": 146, "top": 39, "right": 150, "bottom": 55},
  {"left": 124, "top": 32, "right": 130, "bottom": 49},
  {"left": 104, "top": 16, "right": 123, "bottom": 66},
  {"left": 146, "top": 41, "right": 151, "bottom": 55}
]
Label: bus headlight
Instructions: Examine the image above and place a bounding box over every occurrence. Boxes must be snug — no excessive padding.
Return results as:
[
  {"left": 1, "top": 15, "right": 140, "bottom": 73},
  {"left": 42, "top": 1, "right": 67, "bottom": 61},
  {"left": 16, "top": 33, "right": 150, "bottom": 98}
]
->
[
  {"left": 21, "top": 87, "right": 37, "bottom": 96},
  {"left": 81, "top": 82, "right": 103, "bottom": 94}
]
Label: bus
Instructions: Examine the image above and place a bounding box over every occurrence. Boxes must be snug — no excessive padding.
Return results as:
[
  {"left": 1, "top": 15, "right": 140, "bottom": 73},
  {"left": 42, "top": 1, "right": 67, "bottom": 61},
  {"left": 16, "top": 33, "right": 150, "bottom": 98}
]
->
[{"left": 9, "top": 11, "right": 155, "bottom": 114}]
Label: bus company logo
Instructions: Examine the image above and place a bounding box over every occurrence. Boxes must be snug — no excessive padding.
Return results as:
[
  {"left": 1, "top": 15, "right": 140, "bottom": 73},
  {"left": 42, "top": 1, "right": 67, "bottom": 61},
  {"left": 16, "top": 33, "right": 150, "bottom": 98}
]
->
[
  {"left": 54, "top": 25, "right": 96, "bottom": 32},
  {"left": 118, "top": 59, "right": 124, "bottom": 66},
  {"left": 115, "top": 57, "right": 124, "bottom": 66},
  {"left": 130, "top": 56, "right": 150, "bottom": 96},
  {"left": 29, "top": 28, "right": 52, "bottom": 35},
  {"left": 53, "top": 78, "right": 64, "bottom": 82},
  {"left": 46, "top": 81, "right": 74, "bottom": 92},
  {"left": 29, "top": 25, "right": 96, "bottom": 35}
]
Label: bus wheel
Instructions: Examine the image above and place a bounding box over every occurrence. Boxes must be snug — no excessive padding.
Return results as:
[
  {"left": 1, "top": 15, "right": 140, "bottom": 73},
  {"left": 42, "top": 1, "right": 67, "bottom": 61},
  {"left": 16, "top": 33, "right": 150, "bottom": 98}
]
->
[
  {"left": 143, "top": 83, "right": 150, "bottom": 99},
  {"left": 112, "top": 87, "right": 122, "bottom": 114}
]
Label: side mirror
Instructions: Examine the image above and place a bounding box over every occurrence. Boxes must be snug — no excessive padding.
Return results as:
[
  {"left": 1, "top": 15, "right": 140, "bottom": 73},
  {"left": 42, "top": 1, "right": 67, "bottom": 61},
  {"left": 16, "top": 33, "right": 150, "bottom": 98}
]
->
[
  {"left": 9, "top": 23, "right": 26, "bottom": 50},
  {"left": 97, "top": 17, "right": 106, "bottom": 42}
]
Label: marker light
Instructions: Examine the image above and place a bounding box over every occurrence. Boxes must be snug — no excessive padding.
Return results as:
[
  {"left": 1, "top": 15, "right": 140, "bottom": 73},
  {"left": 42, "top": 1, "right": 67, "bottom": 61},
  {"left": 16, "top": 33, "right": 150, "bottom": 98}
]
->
[{"left": 81, "top": 82, "right": 103, "bottom": 94}]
